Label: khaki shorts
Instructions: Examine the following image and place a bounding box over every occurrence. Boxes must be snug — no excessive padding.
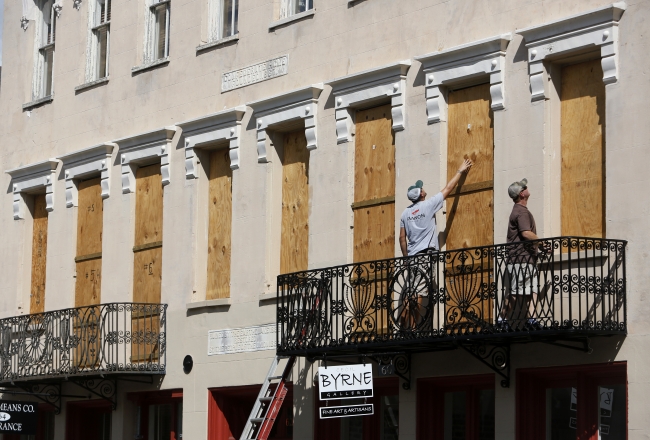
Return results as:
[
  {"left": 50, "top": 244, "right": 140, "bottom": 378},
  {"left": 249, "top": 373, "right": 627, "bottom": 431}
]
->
[{"left": 507, "top": 263, "right": 538, "bottom": 295}]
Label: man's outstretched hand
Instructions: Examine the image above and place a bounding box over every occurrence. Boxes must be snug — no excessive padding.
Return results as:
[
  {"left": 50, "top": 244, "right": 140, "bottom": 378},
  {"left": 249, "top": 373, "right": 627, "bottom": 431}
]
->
[{"left": 458, "top": 159, "right": 473, "bottom": 173}]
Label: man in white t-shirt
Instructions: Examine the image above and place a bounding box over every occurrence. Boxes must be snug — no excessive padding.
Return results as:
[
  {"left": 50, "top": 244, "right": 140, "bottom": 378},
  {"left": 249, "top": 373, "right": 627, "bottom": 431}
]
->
[
  {"left": 399, "top": 158, "right": 473, "bottom": 256},
  {"left": 396, "top": 159, "right": 472, "bottom": 329}
]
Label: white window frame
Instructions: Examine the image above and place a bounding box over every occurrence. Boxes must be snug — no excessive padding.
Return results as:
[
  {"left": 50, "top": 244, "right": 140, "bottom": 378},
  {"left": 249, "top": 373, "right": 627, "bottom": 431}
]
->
[
  {"left": 84, "top": 0, "right": 111, "bottom": 83},
  {"left": 32, "top": 0, "right": 56, "bottom": 100},
  {"left": 208, "top": 0, "right": 238, "bottom": 42},
  {"left": 280, "top": 0, "right": 313, "bottom": 20},
  {"left": 147, "top": 0, "right": 170, "bottom": 63}
]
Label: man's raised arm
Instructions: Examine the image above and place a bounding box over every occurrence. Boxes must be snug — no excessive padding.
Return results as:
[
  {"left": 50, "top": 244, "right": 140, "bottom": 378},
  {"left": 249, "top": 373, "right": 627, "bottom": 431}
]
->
[{"left": 440, "top": 159, "right": 473, "bottom": 199}]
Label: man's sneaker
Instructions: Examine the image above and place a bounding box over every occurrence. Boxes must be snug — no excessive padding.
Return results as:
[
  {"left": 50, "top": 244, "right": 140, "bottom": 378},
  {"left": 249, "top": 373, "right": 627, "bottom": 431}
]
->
[
  {"left": 496, "top": 318, "right": 510, "bottom": 331},
  {"left": 526, "top": 318, "right": 542, "bottom": 330}
]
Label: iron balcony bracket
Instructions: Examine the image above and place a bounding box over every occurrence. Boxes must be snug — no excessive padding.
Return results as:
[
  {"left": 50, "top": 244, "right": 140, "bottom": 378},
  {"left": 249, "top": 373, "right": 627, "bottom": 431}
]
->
[
  {"left": 13, "top": 383, "right": 63, "bottom": 414},
  {"left": 460, "top": 342, "right": 511, "bottom": 388},
  {"left": 69, "top": 377, "right": 117, "bottom": 410}
]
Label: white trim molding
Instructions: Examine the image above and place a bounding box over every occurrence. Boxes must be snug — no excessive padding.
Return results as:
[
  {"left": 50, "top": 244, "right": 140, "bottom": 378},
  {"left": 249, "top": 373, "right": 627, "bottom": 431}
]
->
[
  {"left": 177, "top": 106, "right": 247, "bottom": 178},
  {"left": 6, "top": 159, "right": 60, "bottom": 219},
  {"left": 326, "top": 61, "right": 411, "bottom": 144},
  {"left": 57, "top": 143, "right": 116, "bottom": 207},
  {"left": 114, "top": 126, "right": 179, "bottom": 193},
  {"left": 247, "top": 84, "right": 324, "bottom": 163},
  {"left": 415, "top": 34, "right": 512, "bottom": 124},
  {"left": 517, "top": 2, "right": 626, "bottom": 101}
]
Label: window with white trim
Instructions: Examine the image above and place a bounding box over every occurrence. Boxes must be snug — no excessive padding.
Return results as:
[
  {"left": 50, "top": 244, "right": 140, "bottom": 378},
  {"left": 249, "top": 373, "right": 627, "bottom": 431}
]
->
[
  {"left": 148, "top": 0, "right": 170, "bottom": 62},
  {"left": 280, "top": 0, "right": 312, "bottom": 19},
  {"left": 35, "top": 0, "right": 56, "bottom": 99},
  {"left": 208, "top": 0, "right": 238, "bottom": 42},
  {"left": 93, "top": 0, "right": 111, "bottom": 79}
]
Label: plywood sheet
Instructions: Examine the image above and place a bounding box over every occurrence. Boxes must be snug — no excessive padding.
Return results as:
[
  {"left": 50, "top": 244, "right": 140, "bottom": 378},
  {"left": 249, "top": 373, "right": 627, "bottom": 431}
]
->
[
  {"left": 353, "top": 204, "right": 395, "bottom": 263},
  {"left": 30, "top": 194, "right": 48, "bottom": 314},
  {"left": 561, "top": 59, "right": 606, "bottom": 238},
  {"left": 76, "top": 178, "right": 103, "bottom": 256},
  {"left": 280, "top": 130, "right": 310, "bottom": 274},
  {"left": 354, "top": 105, "right": 395, "bottom": 203},
  {"left": 75, "top": 258, "right": 102, "bottom": 307},
  {"left": 134, "top": 165, "right": 163, "bottom": 246},
  {"left": 207, "top": 149, "right": 232, "bottom": 299},
  {"left": 446, "top": 84, "right": 494, "bottom": 250},
  {"left": 131, "top": 314, "right": 161, "bottom": 362},
  {"left": 133, "top": 246, "right": 162, "bottom": 304}
]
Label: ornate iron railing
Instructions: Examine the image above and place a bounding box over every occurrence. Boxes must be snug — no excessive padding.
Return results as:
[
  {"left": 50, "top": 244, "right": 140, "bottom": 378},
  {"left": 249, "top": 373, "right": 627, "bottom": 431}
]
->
[
  {"left": 277, "top": 237, "right": 626, "bottom": 356},
  {"left": 0, "top": 303, "right": 167, "bottom": 383}
]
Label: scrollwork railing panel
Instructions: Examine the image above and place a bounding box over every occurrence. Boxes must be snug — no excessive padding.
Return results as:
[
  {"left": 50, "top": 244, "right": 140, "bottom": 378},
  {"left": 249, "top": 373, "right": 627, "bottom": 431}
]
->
[
  {"left": 0, "top": 303, "right": 167, "bottom": 383},
  {"left": 277, "top": 237, "right": 627, "bottom": 353}
]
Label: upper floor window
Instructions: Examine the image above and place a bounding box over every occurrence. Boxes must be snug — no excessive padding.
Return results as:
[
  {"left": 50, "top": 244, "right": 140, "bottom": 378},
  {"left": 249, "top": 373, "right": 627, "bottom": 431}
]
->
[
  {"left": 148, "top": 0, "right": 170, "bottom": 62},
  {"left": 36, "top": 0, "right": 56, "bottom": 98},
  {"left": 91, "top": 0, "right": 111, "bottom": 79},
  {"left": 280, "top": 0, "right": 312, "bottom": 19},
  {"left": 209, "top": 0, "right": 238, "bottom": 41}
]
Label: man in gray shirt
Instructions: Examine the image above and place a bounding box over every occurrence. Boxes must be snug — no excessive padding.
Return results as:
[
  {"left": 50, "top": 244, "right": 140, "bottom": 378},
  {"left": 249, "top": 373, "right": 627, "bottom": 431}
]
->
[
  {"left": 399, "top": 158, "right": 473, "bottom": 256},
  {"left": 396, "top": 159, "right": 472, "bottom": 330}
]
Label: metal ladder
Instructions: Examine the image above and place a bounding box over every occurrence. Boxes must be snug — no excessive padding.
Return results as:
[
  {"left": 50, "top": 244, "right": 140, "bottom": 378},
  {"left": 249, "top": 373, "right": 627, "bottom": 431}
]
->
[{"left": 240, "top": 355, "right": 296, "bottom": 440}]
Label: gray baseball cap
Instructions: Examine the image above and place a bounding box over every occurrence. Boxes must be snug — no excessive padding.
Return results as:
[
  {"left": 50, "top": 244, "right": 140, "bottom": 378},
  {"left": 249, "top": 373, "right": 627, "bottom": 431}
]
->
[
  {"left": 407, "top": 180, "right": 424, "bottom": 202},
  {"left": 508, "top": 178, "right": 528, "bottom": 199}
]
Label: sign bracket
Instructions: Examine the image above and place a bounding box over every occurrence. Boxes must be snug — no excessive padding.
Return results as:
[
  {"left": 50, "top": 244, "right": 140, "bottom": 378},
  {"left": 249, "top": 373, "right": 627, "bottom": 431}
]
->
[
  {"left": 11, "top": 383, "right": 62, "bottom": 414},
  {"left": 69, "top": 377, "right": 117, "bottom": 410},
  {"left": 459, "top": 342, "right": 510, "bottom": 387}
]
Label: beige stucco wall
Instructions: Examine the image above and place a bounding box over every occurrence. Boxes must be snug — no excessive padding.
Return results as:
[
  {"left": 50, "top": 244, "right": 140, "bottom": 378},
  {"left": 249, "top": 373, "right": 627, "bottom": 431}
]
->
[{"left": 1, "top": 0, "right": 649, "bottom": 439}]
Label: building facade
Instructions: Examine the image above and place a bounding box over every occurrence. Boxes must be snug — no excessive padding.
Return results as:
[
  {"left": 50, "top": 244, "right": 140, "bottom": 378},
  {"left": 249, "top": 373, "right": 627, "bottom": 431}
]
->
[{"left": 0, "top": 0, "right": 648, "bottom": 439}]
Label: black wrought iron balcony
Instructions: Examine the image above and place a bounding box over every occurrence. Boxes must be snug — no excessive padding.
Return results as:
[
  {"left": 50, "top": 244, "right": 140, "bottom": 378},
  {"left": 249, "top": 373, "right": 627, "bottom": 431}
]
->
[
  {"left": 0, "top": 302, "right": 167, "bottom": 384},
  {"left": 277, "top": 237, "right": 626, "bottom": 357}
]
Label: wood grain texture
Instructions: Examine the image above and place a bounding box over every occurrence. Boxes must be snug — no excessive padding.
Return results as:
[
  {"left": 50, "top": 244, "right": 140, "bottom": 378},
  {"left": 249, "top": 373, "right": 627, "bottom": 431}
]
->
[
  {"left": 134, "top": 165, "right": 163, "bottom": 246},
  {"left": 76, "top": 178, "right": 103, "bottom": 306},
  {"left": 133, "top": 247, "right": 162, "bottom": 304},
  {"left": 354, "top": 105, "right": 395, "bottom": 203},
  {"left": 131, "top": 315, "right": 161, "bottom": 362},
  {"left": 76, "top": 178, "right": 103, "bottom": 256},
  {"left": 561, "top": 59, "right": 606, "bottom": 238},
  {"left": 30, "top": 194, "right": 48, "bottom": 314},
  {"left": 207, "top": 149, "right": 233, "bottom": 299},
  {"left": 446, "top": 84, "right": 494, "bottom": 251},
  {"left": 75, "top": 259, "right": 102, "bottom": 307},
  {"left": 354, "top": 105, "right": 396, "bottom": 263},
  {"left": 280, "top": 131, "right": 310, "bottom": 274}
]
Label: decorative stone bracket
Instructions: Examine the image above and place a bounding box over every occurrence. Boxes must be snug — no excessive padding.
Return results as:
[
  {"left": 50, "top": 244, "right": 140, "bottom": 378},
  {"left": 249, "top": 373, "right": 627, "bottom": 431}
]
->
[
  {"left": 327, "top": 61, "right": 411, "bottom": 144},
  {"left": 248, "top": 84, "right": 323, "bottom": 163},
  {"left": 415, "top": 34, "right": 512, "bottom": 124},
  {"left": 178, "top": 106, "right": 247, "bottom": 178},
  {"left": 517, "top": 2, "right": 626, "bottom": 101},
  {"left": 6, "top": 159, "right": 60, "bottom": 220},
  {"left": 57, "top": 143, "right": 116, "bottom": 207},
  {"left": 115, "top": 126, "right": 179, "bottom": 193}
]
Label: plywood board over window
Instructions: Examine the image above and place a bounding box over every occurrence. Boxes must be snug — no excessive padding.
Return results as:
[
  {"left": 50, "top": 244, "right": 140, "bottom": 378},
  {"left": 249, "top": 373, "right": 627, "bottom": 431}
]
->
[
  {"left": 446, "top": 83, "right": 494, "bottom": 251},
  {"left": 280, "top": 130, "right": 310, "bottom": 275},
  {"left": 207, "top": 149, "right": 232, "bottom": 300},
  {"left": 75, "top": 178, "right": 103, "bottom": 307},
  {"left": 445, "top": 84, "right": 495, "bottom": 329},
  {"left": 561, "top": 59, "right": 606, "bottom": 238},
  {"left": 353, "top": 104, "right": 396, "bottom": 264},
  {"left": 30, "top": 194, "right": 49, "bottom": 314},
  {"left": 133, "top": 164, "right": 163, "bottom": 304}
]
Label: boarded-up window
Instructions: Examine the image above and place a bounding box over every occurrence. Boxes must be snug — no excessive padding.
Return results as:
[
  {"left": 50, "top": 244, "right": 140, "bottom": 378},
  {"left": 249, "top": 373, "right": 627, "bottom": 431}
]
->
[
  {"left": 280, "top": 130, "right": 310, "bottom": 275},
  {"left": 207, "top": 150, "right": 232, "bottom": 300},
  {"left": 560, "top": 59, "right": 606, "bottom": 238},
  {"left": 132, "top": 164, "right": 163, "bottom": 363},
  {"left": 446, "top": 83, "right": 494, "bottom": 251},
  {"left": 75, "top": 178, "right": 103, "bottom": 307},
  {"left": 445, "top": 84, "right": 494, "bottom": 329},
  {"left": 353, "top": 104, "right": 395, "bottom": 263},
  {"left": 30, "top": 194, "right": 48, "bottom": 314}
]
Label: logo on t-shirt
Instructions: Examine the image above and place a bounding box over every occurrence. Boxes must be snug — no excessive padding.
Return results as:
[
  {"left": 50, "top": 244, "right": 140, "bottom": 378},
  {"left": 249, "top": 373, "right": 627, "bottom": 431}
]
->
[
  {"left": 407, "top": 213, "right": 426, "bottom": 221},
  {"left": 411, "top": 209, "right": 419, "bottom": 215}
]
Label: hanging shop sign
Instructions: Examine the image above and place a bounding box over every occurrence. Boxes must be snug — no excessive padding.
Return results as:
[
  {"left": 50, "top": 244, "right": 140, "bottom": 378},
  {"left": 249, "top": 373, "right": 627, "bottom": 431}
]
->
[
  {"left": 0, "top": 400, "right": 38, "bottom": 435},
  {"left": 318, "top": 363, "right": 373, "bottom": 400},
  {"left": 320, "top": 403, "right": 374, "bottom": 419}
]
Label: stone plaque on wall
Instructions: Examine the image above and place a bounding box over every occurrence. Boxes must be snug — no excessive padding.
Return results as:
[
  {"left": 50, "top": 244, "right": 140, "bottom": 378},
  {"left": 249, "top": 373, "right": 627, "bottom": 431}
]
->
[
  {"left": 207, "top": 323, "right": 276, "bottom": 355},
  {"left": 221, "top": 56, "right": 289, "bottom": 92}
]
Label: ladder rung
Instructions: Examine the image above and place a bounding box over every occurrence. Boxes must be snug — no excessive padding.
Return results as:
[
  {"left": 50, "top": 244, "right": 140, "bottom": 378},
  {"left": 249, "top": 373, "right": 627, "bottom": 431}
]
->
[
  {"left": 259, "top": 396, "right": 273, "bottom": 402},
  {"left": 268, "top": 375, "right": 283, "bottom": 381},
  {"left": 251, "top": 418, "right": 265, "bottom": 423}
]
